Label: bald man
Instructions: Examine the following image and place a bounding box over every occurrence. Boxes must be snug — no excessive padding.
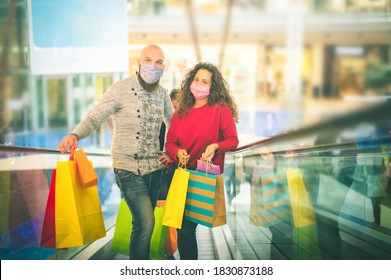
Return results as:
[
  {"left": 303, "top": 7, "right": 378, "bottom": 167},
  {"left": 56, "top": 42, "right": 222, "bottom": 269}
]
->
[{"left": 58, "top": 44, "right": 174, "bottom": 260}]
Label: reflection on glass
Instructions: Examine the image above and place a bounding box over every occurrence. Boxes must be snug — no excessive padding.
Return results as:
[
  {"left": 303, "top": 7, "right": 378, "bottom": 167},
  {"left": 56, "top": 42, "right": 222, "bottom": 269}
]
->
[
  {"left": 226, "top": 105, "right": 391, "bottom": 259},
  {"left": 0, "top": 150, "right": 116, "bottom": 260}
]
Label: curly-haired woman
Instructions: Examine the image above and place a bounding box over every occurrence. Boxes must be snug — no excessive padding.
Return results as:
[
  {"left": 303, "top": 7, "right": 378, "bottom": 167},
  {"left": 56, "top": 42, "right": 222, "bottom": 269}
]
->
[{"left": 165, "top": 62, "right": 239, "bottom": 259}]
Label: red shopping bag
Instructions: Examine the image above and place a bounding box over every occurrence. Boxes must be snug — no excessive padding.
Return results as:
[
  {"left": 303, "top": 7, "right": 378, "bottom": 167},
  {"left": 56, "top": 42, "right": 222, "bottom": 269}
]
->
[
  {"left": 40, "top": 170, "right": 58, "bottom": 248},
  {"left": 9, "top": 155, "right": 49, "bottom": 236}
]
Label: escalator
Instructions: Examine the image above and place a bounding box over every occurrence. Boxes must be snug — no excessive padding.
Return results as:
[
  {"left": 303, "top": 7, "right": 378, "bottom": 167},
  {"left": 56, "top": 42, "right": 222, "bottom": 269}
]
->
[
  {"left": 1, "top": 100, "right": 390, "bottom": 260},
  {"left": 224, "top": 100, "right": 391, "bottom": 260}
]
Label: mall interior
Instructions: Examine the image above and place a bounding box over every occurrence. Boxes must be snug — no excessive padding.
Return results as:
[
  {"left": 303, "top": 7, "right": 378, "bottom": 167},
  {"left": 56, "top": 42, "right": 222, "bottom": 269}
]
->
[{"left": 1, "top": 0, "right": 391, "bottom": 260}]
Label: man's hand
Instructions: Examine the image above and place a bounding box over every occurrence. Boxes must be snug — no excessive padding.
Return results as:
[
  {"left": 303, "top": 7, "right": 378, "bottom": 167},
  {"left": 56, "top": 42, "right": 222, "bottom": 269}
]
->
[
  {"left": 58, "top": 134, "right": 78, "bottom": 153},
  {"left": 158, "top": 151, "right": 169, "bottom": 164}
]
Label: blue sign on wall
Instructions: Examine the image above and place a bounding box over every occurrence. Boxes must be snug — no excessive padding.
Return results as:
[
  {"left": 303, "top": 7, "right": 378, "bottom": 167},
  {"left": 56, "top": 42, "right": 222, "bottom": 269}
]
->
[
  {"left": 30, "top": 0, "right": 126, "bottom": 48},
  {"left": 27, "top": 0, "right": 128, "bottom": 75}
]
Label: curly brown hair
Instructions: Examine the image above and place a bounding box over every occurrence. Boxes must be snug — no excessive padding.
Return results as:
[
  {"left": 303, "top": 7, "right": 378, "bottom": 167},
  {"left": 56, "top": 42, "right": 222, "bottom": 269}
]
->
[{"left": 176, "top": 62, "right": 238, "bottom": 122}]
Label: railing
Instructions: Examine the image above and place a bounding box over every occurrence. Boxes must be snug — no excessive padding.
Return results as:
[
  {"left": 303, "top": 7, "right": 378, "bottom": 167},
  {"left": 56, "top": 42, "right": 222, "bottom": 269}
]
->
[
  {"left": 224, "top": 100, "right": 391, "bottom": 259},
  {"left": 1, "top": 100, "right": 391, "bottom": 260},
  {"left": 228, "top": 100, "right": 391, "bottom": 155},
  {"left": 0, "top": 146, "right": 116, "bottom": 260}
]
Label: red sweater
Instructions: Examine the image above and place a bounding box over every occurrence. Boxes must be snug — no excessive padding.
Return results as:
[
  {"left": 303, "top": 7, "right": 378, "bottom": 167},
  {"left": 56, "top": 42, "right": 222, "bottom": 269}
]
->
[{"left": 165, "top": 104, "right": 239, "bottom": 173}]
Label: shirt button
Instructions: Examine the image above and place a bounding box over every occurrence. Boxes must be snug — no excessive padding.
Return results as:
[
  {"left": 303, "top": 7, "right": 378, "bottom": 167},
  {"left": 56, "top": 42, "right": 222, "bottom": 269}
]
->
[
  {"left": 132, "top": 88, "right": 135, "bottom": 91},
  {"left": 138, "top": 115, "right": 141, "bottom": 118},
  {"left": 134, "top": 93, "right": 137, "bottom": 96}
]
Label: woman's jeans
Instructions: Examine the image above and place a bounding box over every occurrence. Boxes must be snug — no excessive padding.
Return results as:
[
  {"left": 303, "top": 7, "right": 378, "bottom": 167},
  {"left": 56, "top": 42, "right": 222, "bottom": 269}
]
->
[
  {"left": 178, "top": 219, "right": 198, "bottom": 260},
  {"left": 114, "top": 168, "right": 162, "bottom": 260}
]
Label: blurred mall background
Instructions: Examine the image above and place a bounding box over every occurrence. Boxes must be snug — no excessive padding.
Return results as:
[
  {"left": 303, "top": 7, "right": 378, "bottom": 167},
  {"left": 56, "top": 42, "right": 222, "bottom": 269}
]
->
[{"left": 1, "top": 0, "right": 390, "bottom": 150}]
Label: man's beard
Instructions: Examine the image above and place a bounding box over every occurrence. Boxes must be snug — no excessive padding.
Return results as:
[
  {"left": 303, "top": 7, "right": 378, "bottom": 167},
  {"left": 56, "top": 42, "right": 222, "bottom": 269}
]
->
[{"left": 137, "top": 71, "right": 160, "bottom": 92}]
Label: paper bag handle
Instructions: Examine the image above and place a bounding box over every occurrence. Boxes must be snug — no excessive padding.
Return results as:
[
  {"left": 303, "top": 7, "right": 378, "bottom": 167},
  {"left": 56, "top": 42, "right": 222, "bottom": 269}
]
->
[
  {"left": 178, "top": 156, "right": 187, "bottom": 170},
  {"left": 69, "top": 146, "right": 76, "bottom": 161}
]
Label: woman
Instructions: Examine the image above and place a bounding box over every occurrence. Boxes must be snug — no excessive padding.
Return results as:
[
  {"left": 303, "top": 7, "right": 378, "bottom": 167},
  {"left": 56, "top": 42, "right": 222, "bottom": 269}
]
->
[{"left": 165, "top": 62, "right": 239, "bottom": 259}]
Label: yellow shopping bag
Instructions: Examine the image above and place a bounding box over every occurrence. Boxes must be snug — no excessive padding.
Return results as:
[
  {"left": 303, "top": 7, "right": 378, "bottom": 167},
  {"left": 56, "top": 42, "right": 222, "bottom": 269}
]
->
[
  {"left": 55, "top": 154, "right": 106, "bottom": 248},
  {"left": 286, "top": 168, "right": 316, "bottom": 228},
  {"left": 0, "top": 169, "right": 10, "bottom": 235},
  {"left": 162, "top": 161, "right": 189, "bottom": 229}
]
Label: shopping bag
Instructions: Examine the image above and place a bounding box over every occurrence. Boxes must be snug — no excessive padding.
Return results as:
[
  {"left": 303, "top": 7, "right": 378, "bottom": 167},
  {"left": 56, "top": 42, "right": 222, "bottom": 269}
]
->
[
  {"left": 340, "top": 184, "right": 374, "bottom": 222},
  {"left": 55, "top": 154, "right": 106, "bottom": 248},
  {"left": 249, "top": 165, "right": 290, "bottom": 227},
  {"left": 156, "top": 200, "right": 178, "bottom": 256},
  {"left": 9, "top": 158, "right": 49, "bottom": 245},
  {"left": 9, "top": 157, "right": 49, "bottom": 232},
  {"left": 286, "top": 168, "right": 316, "bottom": 228},
  {"left": 162, "top": 163, "right": 190, "bottom": 229},
  {"left": 149, "top": 205, "right": 167, "bottom": 260},
  {"left": 164, "top": 226, "right": 178, "bottom": 257},
  {"left": 197, "top": 159, "right": 221, "bottom": 175},
  {"left": 111, "top": 199, "right": 167, "bottom": 260},
  {"left": 1, "top": 154, "right": 49, "bottom": 238},
  {"left": 184, "top": 170, "right": 226, "bottom": 228},
  {"left": 74, "top": 148, "right": 98, "bottom": 188},
  {"left": 40, "top": 170, "right": 57, "bottom": 248},
  {"left": 360, "top": 154, "right": 387, "bottom": 198},
  {"left": 0, "top": 169, "right": 10, "bottom": 235},
  {"left": 292, "top": 224, "right": 320, "bottom": 260},
  {"left": 385, "top": 154, "right": 391, "bottom": 178}
]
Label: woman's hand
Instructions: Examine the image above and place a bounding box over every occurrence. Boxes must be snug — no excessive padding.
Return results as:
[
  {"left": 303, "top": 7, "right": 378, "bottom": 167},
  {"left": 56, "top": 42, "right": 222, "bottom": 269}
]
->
[
  {"left": 177, "top": 148, "right": 190, "bottom": 165},
  {"left": 201, "top": 143, "right": 219, "bottom": 162},
  {"left": 58, "top": 134, "right": 78, "bottom": 153}
]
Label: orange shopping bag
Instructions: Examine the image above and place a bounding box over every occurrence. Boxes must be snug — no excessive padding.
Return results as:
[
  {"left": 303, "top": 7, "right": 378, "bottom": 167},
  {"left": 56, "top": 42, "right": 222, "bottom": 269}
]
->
[
  {"left": 156, "top": 200, "right": 178, "bottom": 256},
  {"left": 74, "top": 148, "right": 98, "bottom": 188}
]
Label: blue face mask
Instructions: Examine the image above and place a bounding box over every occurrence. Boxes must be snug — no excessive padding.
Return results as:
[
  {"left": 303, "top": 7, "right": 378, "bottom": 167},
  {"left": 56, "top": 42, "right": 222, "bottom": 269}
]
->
[{"left": 139, "top": 64, "right": 163, "bottom": 84}]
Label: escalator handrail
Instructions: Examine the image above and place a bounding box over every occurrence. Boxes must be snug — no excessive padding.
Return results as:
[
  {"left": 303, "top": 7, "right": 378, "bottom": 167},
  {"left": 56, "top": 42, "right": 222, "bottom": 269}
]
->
[
  {"left": 2, "top": 100, "right": 390, "bottom": 158},
  {"left": 228, "top": 99, "right": 391, "bottom": 156},
  {"left": 0, "top": 144, "right": 110, "bottom": 157}
]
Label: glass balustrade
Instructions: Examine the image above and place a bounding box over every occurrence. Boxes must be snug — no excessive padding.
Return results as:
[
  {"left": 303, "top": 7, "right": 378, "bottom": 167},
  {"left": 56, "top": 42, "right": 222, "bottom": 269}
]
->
[
  {"left": 0, "top": 147, "right": 117, "bottom": 260},
  {"left": 224, "top": 101, "right": 391, "bottom": 259},
  {"left": 1, "top": 101, "right": 391, "bottom": 260}
]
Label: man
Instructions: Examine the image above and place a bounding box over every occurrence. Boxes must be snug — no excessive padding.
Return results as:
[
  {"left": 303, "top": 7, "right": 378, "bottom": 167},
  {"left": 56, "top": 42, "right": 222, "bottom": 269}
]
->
[{"left": 58, "top": 44, "right": 174, "bottom": 259}]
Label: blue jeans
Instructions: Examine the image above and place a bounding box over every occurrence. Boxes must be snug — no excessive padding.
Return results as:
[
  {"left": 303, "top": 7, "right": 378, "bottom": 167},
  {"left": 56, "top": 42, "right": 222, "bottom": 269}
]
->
[{"left": 114, "top": 168, "right": 162, "bottom": 260}]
